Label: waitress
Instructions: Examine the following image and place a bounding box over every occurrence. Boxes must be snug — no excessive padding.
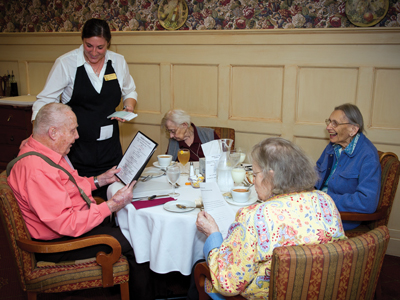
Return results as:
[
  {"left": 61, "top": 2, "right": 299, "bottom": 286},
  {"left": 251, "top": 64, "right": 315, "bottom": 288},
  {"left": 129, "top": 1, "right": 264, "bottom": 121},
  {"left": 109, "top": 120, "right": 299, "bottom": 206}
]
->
[{"left": 31, "top": 18, "right": 137, "bottom": 199}]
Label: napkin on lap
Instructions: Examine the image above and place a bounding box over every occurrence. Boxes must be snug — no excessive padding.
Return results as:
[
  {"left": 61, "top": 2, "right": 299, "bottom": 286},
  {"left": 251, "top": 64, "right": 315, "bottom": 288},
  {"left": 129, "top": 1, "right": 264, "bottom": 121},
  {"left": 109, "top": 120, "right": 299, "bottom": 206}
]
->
[{"left": 132, "top": 197, "right": 175, "bottom": 210}]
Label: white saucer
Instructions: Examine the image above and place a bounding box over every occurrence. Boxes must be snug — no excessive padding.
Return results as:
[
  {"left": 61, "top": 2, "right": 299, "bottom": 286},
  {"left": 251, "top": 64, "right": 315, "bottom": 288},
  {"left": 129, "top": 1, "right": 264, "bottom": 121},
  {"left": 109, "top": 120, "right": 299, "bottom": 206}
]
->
[
  {"left": 153, "top": 161, "right": 176, "bottom": 169},
  {"left": 225, "top": 196, "right": 257, "bottom": 207},
  {"left": 141, "top": 168, "right": 165, "bottom": 178},
  {"left": 163, "top": 200, "right": 196, "bottom": 213}
]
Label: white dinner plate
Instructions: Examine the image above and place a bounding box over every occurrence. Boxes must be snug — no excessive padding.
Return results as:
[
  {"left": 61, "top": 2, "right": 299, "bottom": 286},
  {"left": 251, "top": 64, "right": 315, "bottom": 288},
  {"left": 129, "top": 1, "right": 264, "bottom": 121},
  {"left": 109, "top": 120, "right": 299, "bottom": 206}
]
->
[
  {"left": 225, "top": 196, "right": 258, "bottom": 207},
  {"left": 163, "top": 200, "right": 196, "bottom": 213},
  {"left": 153, "top": 161, "right": 176, "bottom": 169},
  {"left": 141, "top": 168, "right": 165, "bottom": 178}
]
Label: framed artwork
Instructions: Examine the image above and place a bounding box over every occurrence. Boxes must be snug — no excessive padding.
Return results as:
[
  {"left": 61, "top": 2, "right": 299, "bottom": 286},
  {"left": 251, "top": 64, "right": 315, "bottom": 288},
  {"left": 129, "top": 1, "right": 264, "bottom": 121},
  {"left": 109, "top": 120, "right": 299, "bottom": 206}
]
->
[
  {"left": 158, "top": 0, "right": 188, "bottom": 30},
  {"left": 346, "top": 0, "right": 389, "bottom": 27}
]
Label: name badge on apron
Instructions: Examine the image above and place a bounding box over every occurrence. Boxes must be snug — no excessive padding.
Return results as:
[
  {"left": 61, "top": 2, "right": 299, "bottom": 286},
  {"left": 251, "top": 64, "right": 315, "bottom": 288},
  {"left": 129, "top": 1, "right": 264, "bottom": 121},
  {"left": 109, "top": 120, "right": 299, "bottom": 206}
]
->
[{"left": 104, "top": 73, "right": 117, "bottom": 81}]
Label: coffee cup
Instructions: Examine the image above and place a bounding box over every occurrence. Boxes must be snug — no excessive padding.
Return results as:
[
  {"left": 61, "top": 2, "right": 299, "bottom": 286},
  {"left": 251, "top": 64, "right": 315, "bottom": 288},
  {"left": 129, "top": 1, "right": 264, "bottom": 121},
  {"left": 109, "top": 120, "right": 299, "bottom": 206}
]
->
[
  {"left": 231, "top": 186, "right": 251, "bottom": 203},
  {"left": 157, "top": 154, "right": 172, "bottom": 167}
]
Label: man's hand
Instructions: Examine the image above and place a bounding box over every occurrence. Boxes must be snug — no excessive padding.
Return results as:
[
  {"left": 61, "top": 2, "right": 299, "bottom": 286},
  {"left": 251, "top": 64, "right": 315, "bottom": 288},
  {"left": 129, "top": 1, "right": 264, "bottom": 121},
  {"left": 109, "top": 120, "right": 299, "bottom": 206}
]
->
[
  {"left": 196, "top": 211, "right": 220, "bottom": 238},
  {"left": 97, "top": 166, "right": 121, "bottom": 187},
  {"left": 106, "top": 180, "right": 136, "bottom": 213}
]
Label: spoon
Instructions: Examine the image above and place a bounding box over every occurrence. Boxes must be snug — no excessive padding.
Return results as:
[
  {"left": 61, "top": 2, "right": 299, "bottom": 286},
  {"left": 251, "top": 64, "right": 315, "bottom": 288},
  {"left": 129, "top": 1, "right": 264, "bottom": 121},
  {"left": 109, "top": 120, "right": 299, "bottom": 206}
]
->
[{"left": 176, "top": 204, "right": 196, "bottom": 209}]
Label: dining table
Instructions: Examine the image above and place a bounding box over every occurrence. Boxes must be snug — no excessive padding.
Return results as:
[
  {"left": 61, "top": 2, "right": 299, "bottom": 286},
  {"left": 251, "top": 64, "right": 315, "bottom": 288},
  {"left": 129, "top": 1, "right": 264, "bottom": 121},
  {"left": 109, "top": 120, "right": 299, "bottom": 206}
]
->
[{"left": 107, "top": 162, "right": 257, "bottom": 276}]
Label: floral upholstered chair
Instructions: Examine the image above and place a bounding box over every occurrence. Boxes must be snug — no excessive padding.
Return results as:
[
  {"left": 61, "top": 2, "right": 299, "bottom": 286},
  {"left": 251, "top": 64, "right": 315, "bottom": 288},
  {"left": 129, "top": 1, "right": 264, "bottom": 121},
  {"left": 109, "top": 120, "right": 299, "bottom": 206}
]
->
[
  {"left": 0, "top": 170, "right": 130, "bottom": 300},
  {"left": 195, "top": 226, "right": 390, "bottom": 300},
  {"left": 341, "top": 151, "right": 400, "bottom": 237}
]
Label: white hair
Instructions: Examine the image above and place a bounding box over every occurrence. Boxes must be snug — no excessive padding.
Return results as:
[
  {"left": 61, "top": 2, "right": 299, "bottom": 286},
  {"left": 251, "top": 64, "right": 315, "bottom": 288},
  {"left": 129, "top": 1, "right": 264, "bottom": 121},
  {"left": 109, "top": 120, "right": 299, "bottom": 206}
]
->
[
  {"left": 161, "top": 109, "right": 191, "bottom": 128},
  {"left": 33, "top": 103, "right": 73, "bottom": 135}
]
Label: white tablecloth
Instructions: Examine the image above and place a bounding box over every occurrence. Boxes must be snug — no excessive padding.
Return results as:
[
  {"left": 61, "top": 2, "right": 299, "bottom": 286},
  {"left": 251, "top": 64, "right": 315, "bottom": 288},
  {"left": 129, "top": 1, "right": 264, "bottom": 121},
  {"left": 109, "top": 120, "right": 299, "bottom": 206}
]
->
[{"left": 107, "top": 165, "right": 252, "bottom": 275}]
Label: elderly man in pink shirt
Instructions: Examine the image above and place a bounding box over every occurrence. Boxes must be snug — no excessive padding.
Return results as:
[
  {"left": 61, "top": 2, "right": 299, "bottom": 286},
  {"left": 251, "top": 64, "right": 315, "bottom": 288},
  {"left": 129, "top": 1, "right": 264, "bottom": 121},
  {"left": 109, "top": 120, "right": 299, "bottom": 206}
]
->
[{"left": 7, "top": 103, "right": 153, "bottom": 300}]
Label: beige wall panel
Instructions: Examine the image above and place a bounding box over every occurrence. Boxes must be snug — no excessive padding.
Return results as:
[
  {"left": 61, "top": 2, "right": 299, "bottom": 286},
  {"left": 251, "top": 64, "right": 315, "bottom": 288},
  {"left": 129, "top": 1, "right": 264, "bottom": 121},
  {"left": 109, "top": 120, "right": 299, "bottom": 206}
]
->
[
  {"left": 230, "top": 66, "right": 283, "bottom": 122},
  {"left": 0, "top": 45, "right": 78, "bottom": 62},
  {"left": 172, "top": 64, "right": 218, "bottom": 117},
  {"left": 235, "top": 131, "right": 280, "bottom": 163},
  {"left": 297, "top": 67, "right": 358, "bottom": 124},
  {"left": 1, "top": 28, "right": 400, "bottom": 255},
  {"left": 294, "top": 136, "right": 330, "bottom": 163},
  {"left": 129, "top": 63, "right": 161, "bottom": 114},
  {"left": 371, "top": 68, "right": 400, "bottom": 129},
  {"left": 120, "top": 123, "right": 166, "bottom": 166},
  {"left": 116, "top": 44, "right": 400, "bottom": 68},
  {"left": 27, "top": 62, "right": 54, "bottom": 95}
]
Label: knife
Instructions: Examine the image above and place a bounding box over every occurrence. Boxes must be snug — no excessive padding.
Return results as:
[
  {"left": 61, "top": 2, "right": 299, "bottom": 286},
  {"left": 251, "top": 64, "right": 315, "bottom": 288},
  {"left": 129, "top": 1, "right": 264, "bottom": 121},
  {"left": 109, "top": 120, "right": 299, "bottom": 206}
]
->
[{"left": 132, "top": 194, "right": 170, "bottom": 201}]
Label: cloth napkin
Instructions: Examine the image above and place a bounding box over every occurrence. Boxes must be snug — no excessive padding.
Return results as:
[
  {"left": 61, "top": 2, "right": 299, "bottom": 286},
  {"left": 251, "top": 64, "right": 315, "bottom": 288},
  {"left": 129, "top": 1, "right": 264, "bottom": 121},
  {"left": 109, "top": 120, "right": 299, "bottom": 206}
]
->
[{"left": 132, "top": 197, "right": 175, "bottom": 210}]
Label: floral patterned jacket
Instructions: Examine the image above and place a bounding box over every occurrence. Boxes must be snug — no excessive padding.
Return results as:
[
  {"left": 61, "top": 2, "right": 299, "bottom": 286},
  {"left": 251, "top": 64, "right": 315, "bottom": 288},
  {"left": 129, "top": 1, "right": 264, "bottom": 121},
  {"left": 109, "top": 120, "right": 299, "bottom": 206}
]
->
[{"left": 204, "top": 190, "right": 347, "bottom": 299}]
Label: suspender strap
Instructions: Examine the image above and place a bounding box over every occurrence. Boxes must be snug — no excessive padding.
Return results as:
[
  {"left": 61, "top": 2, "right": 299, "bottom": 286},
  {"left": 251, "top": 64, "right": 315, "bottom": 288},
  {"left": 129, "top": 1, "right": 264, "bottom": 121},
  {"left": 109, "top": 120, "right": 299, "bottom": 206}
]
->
[{"left": 7, "top": 151, "right": 92, "bottom": 208}]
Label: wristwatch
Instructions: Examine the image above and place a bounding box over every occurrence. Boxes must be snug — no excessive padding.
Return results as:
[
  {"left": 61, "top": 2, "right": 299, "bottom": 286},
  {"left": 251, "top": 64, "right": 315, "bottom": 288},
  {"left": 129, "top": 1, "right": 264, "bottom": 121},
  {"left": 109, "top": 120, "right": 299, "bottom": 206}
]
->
[
  {"left": 94, "top": 176, "right": 100, "bottom": 189},
  {"left": 123, "top": 105, "right": 133, "bottom": 112}
]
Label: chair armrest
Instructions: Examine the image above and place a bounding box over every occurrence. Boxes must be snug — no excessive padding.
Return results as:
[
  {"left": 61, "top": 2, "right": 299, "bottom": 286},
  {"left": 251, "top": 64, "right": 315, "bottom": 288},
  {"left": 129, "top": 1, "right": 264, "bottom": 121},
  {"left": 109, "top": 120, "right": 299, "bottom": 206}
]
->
[
  {"left": 340, "top": 207, "right": 388, "bottom": 221},
  {"left": 194, "top": 262, "right": 211, "bottom": 300},
  {"left": 94, "top": 196, "right": 105, "bottom": 205},
  {"left": 194, "top": 262, "right": 245, "bottom": 300},
  {"left": 16, "top": 234, "right": 121, "bottom": 287}
]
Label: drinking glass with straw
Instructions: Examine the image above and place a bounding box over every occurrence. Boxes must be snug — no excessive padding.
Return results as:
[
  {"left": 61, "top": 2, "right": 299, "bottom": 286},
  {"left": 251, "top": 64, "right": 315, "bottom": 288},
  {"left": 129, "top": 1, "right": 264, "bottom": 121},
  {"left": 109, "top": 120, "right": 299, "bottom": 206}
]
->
[{"left": 177, "top": 148, "right": 190, "bottom": 174}]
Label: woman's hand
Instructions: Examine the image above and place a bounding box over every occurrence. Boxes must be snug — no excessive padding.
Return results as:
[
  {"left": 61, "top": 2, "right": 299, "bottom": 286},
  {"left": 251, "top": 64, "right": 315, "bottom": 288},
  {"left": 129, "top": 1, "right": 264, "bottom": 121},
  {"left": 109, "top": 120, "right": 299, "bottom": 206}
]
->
[
  {"left": 97, "top": 166, "right": 121, "bottom": 187},
  {"left": 111, "top": 99, "right": 136, "bottom": 123},
  {"left": 106, "top": 180, "right": 136, "bottom": 213},
  {"left": 196, "top": 211, "right": 220, "bottom": 237}
]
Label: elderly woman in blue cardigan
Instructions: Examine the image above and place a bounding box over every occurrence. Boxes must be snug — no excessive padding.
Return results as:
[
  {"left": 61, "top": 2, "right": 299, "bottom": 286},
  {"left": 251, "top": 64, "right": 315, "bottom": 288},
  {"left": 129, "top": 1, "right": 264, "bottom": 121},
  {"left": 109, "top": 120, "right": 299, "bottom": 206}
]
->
[
  {"left": 161, "top": 109, "right": 219, "bottom": 161},
  {"left": 315, "top": 103, "right": 381, "bottom": 230}
]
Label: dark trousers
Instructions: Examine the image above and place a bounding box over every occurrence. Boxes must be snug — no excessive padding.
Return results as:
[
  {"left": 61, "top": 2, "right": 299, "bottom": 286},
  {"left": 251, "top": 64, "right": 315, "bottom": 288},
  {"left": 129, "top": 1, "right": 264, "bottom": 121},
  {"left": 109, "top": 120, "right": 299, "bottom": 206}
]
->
[{"left": 34, "top": 221, "right": 155, "bottom": 300}]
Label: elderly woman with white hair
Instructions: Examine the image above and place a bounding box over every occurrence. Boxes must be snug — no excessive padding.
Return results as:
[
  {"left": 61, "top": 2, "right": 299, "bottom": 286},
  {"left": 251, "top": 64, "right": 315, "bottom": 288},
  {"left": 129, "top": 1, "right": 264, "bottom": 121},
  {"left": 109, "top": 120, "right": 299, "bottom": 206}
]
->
[
  {"left": 194, "top": 137, "right": 346, "bottom": 299},
  {"left": 315, "top": 103, "right": 381, "bottom": 231},
  {"left": 161, "top": 109, "right": 220, "bottom": 161}
]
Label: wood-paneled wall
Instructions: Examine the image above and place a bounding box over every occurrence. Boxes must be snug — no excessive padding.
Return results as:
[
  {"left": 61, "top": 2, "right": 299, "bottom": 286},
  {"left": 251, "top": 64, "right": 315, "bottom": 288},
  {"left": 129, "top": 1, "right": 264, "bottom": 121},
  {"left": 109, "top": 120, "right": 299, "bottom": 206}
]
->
[{"left": 1, "top": 28, "right": 400, "bottom": 255}]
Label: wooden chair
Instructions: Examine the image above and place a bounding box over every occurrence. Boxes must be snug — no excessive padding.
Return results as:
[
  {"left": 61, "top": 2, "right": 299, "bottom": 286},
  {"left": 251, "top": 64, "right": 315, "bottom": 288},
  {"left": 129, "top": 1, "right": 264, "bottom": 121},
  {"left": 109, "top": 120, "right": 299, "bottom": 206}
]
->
[
  {"left": 0, "top": 171, "right": 130, "bottom": 300},
  {"left": 341, "top": 151, "right": 400, "bottom": 237},
  {"left": 195, "top": 226, "right": 390, "bottom": 300},
  {"left": 202, "top": 126, "right": 236, "bottom": 149}
]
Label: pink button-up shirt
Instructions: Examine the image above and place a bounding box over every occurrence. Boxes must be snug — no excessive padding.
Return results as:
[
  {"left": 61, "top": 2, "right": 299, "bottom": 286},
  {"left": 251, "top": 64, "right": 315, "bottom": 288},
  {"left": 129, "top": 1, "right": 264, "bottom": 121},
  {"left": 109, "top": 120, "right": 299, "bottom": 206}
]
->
[{"left": 7, "top": 136, "right": 111, "bottom": 240}]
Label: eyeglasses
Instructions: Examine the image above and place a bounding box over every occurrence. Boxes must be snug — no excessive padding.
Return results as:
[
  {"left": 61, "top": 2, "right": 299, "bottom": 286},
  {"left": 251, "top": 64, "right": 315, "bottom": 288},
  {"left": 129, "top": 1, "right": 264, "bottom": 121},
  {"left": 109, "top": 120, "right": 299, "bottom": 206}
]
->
[
  {"left": 253, "top": 171, "right": 261, "bottom": 178},
  {"left": 166, "top": 125, "right": 181, "bottom": 135},
  {"left": 325, "top": 119, "right": 351, "bottom": 128}
]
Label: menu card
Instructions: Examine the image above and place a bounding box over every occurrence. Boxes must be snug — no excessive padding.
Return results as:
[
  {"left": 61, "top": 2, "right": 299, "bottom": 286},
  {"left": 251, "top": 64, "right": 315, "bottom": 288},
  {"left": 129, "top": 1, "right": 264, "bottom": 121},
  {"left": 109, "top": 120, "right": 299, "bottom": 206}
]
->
[
  {"left": 201, "top": 140, "right": 221, "bottom": 182},
  {"left": 200, "top": 182, "right": 236, "bottom": 238},
  {"left": 116, "top": 131, "right": 158, "bottom": 185}
]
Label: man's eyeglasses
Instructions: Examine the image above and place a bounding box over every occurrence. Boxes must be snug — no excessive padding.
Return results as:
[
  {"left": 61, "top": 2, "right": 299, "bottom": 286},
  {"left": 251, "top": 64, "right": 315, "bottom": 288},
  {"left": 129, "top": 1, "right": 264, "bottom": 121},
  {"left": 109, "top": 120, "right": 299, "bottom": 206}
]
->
[{"left": 325, "top": 119, "right": 351, "bottom": 128}]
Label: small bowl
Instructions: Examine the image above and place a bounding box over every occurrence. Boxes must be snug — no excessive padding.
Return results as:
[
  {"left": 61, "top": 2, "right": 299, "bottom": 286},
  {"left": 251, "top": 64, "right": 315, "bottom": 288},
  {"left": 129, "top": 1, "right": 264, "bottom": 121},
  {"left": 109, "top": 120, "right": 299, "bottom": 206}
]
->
[
  {"left": 190, "top": 175, "right": 204, "bottom": 189},
  {"left": 231, "top": 186, "right": 251, "bottom": 203}
]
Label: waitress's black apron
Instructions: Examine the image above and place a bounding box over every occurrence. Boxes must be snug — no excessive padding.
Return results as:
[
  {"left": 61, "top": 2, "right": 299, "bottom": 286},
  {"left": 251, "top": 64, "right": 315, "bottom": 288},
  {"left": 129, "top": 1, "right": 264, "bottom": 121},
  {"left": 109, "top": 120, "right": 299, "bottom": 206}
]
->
[{"left": 67, "top": 60, "right": 123, "bottom": 179}]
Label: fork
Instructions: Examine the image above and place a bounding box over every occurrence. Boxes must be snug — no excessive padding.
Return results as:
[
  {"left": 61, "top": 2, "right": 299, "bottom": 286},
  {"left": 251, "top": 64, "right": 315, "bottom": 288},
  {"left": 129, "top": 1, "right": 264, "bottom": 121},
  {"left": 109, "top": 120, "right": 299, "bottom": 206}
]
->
[
  {"left": 142, "top": 175, "right": 154, "bottom": 182},
  {"left": 140, "top": 175, "right": 150, "bottom": 182},
  {"left": 176, "top": 204, "right": 196, "bottom": 209}
]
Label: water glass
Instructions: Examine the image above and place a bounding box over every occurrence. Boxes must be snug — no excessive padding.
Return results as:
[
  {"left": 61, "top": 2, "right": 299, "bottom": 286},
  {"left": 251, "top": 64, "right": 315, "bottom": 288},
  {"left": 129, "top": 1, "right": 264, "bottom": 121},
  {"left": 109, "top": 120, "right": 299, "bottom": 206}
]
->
[{"left": 166, "top": 165, "right": 180, "bottom": 198}]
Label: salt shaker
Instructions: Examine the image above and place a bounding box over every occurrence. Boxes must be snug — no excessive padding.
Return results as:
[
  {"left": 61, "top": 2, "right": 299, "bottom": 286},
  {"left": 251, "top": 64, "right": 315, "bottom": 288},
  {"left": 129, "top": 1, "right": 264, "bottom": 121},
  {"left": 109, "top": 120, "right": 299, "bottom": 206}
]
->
[{"left": 189, "top": 162, "right": 195, "bottom": 179}]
